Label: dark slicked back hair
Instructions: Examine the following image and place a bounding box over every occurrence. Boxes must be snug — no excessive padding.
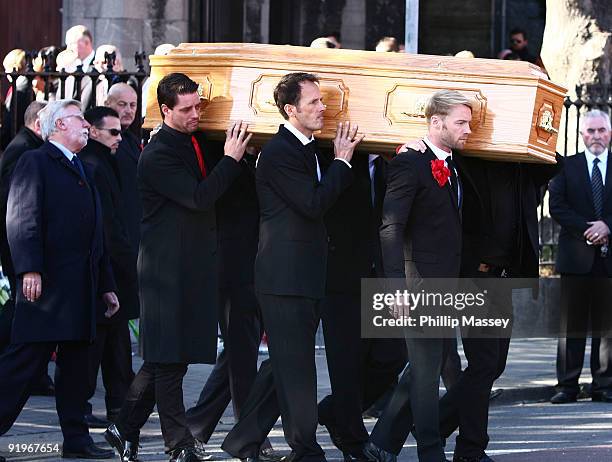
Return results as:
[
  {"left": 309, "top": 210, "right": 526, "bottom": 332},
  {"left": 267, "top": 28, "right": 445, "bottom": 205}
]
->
[
  {"left": 84, "top": 106, "right": 120, "bottom": 127},
  {"left": 273, "top": 72, "right": 319, "bottom": 120},
  {"left": 509, "top": 27, "right": 527, "bottom": 39},
  {"left": 157, "top": 72, "right": 199, "bottom": 116}
]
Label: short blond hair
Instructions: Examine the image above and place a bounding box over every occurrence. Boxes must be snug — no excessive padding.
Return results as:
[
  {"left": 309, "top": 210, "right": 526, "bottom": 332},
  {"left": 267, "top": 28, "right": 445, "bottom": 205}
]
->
[
  {"left": 425, "top": 90, "right": 472, "bottom": 122},
  {"left": 65, "top": 25, "right": 93, "bottom": 47}
]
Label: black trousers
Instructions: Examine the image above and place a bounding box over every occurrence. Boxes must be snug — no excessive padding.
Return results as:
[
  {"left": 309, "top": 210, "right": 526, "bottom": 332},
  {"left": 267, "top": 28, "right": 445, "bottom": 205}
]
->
[
  {"left": 318, "top": 292, "right": 407, "bottom": 456},
  {"left": 116, "top": 361, "right": 193, "bottom": 454},
  {"left": 223, "top": 293, "right": 325, "bottom": 462},
  {"left": 439, "top": 337, "right": 510, "bottom": 458},
  {"left": 186, "top": 285, "right": 263, "bottom": 443},
  {"left": 556, "top": 259, "right": 612, "bottom": 394},
  {"left": 86, "top": 321, "right": 134, "bottom": 417},
  {"left": 0, "top": 341, "right": 93, "bottom": 450},
  {"left": 368, "top": 335, "right": 462, "bottom": 460}
]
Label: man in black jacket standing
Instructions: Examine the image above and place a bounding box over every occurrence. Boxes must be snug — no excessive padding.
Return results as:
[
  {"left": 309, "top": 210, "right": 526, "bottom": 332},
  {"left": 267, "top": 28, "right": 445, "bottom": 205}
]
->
[
  {"left": 104, "top": 73, "right": 252, "bottom": 462},
  {"left": 80, "top": 106, "right": 138, "bottom": 427},
  {"left": 549, "top": 109, "right": 612, "bottom": 404},
  {"left": 222, "top": 72, "right": 363, "bottom": 462}
]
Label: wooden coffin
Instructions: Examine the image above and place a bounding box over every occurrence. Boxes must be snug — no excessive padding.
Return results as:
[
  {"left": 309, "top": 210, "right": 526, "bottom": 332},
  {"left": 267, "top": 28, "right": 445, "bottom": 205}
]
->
[{"left": 144, "top": 43, "right": 567, "bottom": 163}]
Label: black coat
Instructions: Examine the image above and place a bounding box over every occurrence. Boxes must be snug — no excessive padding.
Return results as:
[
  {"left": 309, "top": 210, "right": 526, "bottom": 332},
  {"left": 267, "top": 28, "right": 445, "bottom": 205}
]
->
[
  {"left": 0, "top": 127, "right": 43, "bottom": 288},
  {"left": 6, "top": 141, "right": 115, "bottom": 343},
  {"left": 322, "top": 152, "right": 386, "bottom": 293},
  {"left": 216, "top": 151, "right": 260, "bottom": 288},
  {"left": 79, "top": 139, "right": 139, "bottom": 322},
  {"left": 115, "top": 130, "right": 142, "bottom": 252},
  {"left": 380, "top": 148, "right": 462, "bottom": 279},
  {"left": 254, "top": 125, "right": 354, "bottom": 299},
  {"left": 456, "top": 153, "right": 561, "bottom": 278},
  {"left": 137, "top": 124, "right": 242, "bottom": 364},
  {"left": 549, "top": 152, "right": 612, "bottom": 275}
]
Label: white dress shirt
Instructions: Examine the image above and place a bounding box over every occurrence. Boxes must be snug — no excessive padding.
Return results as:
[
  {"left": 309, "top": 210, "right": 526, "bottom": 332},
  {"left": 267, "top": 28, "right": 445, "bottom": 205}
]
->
[
  {"left": 585, "top": 149, "right": 608, "bottom": 186},
  {"left": 49, "top": 140, "right": 76, "bottom": 162},
  {"left": 283, "top": 122, "right": 351, "bottom": 181}
]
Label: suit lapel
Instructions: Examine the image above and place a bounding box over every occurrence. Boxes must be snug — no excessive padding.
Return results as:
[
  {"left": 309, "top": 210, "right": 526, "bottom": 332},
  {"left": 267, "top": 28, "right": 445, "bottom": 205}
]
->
[
  {"left": 279, "top": 126, "right": 318, "bottom": 183},
  {"left": 578, "top": 152, "right": 595, "bottom": 210},
  {"left": 45, "top": 142, "right": 87, "bottom": 182},
  {"left": 161, "top": 130, "right": 203, "bottom": 180}
]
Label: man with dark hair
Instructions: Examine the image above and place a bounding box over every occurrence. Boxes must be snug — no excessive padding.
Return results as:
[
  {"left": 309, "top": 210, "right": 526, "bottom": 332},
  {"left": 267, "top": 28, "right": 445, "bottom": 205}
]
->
[
  {"left": 104, "top": 72, "right": 252, "bottom": 462},
  {"left": 222, "top": 72, "right": 363, "bottom": 462},
  {"left": 79, "top": 106, "right": 138, "bottom": 428},
  {"left": 0, "top": 100, "right": 55, "bottom": 397},
  {"left": 508, "top": 27, "right": 546, "bottom": 71}
]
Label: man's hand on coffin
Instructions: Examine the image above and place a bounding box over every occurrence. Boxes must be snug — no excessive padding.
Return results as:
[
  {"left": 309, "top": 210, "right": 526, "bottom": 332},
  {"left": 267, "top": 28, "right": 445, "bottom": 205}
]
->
[
  {"left": 585, "top": 220, "right": 610, "bottom": 245},
  {"left": 333, "top": 121, "right": 365, "bottom": 162},
  {"left": 224, "top": 120, "right": 253, "bottom": 162},
  {"left": 398, "top": 139, "right": 426, "bottom": 154}
]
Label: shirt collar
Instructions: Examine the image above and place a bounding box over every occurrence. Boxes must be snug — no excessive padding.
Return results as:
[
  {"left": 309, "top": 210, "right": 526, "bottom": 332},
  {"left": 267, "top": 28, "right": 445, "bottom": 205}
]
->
[
  {"left": 161, "top": 122, "right": 193, "bottom": 143},
  {"left": 424, "top": 137, "right": 452, "bottom": 161},
  {"left": 585, "top": 148, "right": 608, "bottom": 165},
  {"left": 284, "top": 122, "right": 314, "bottom": 146},
  {"left": 79, "top": 50, "right": 95, "bottom": 67},
  {"left": 49, "top": 140, "right": 75, "bottom": 161}
]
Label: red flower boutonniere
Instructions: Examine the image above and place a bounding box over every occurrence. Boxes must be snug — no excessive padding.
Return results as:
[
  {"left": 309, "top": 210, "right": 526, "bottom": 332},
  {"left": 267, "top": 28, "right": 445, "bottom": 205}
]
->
[{"left": 431, "top": 159, "right": 451, "bottom": 187}]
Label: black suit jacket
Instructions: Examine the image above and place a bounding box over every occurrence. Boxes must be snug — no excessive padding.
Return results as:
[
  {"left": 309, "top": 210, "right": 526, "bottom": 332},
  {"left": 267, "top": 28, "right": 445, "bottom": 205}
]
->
[
  {"left": 79, "top": 139, "right": 139, "bottom": 322},
  {"left": 254, "top": 125, "right": 354, "bottom": 298},
  {"left": 380, "top": 148, "right": 462, "bottom": 279},
  {"left": 0, "top": 127, "right": 43, "bottom": 288},
  {"left": 549, "top": 152, "right": 612, "bottom": 275},
  {"left": 322, "top": 152, "right": 386, "bottom": 293},
  {"left": 115, "top": 130, "right": 142, "bottom": 252},
  {"left": 7, "top": 141, "right": 115, "bottom": 343},
  {"left": 455, "top": 153, "right": 560, "bottom": 278},
  {"left": 215, "top": 150, "right": 260, "bottom": 289}
]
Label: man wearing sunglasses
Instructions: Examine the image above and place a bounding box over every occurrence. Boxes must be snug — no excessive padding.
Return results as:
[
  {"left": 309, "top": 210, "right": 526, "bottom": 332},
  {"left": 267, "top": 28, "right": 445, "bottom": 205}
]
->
[{"left": 79, "top": 106, "right": 139, "bottom": 430}]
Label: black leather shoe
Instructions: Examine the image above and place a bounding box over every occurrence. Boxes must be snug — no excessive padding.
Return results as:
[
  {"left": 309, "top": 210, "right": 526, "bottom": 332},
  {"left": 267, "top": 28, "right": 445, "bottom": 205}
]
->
[
  {"left": 85, "top": 413, "right": 111, "bottom": 428},
  {"left": 62, "top": 443, "right": 114, "bottom": 459},
  {"left": 259, "top": 447, "right": 283, "bottom": 462},
  {"left": 591, "top": 390, "right": 612, "bottom": 402},
  {"left": 363, "top": 441, "right": 397, "bottom": 462},
  {"left": 550, "top": 391, "right": 577, "bottom": 404},
  {"left": 193, "top": 439, "right": 215, "bottom": 461},
  {"left": 172, "top": 447, "right": 200, "bottom": 462},
  {"left": 1, "top": 455, "right": 6, "bottom": 462},
  {"left": 104, "top": 424, "right": 139, "bottom": 461}
]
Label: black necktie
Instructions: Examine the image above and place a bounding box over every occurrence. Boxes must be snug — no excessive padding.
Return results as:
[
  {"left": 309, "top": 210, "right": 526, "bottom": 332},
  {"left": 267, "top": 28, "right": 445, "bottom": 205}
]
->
[
  {"left": 446, "top": 155, "right": 461, "bottom": 207},
  {"left": 72, "top": 155, "right": 88, "bottom": 183},
  {"left": 305, "top": 140, "right": 320, "bottom": 181},
  {"left": 592, "top": 157, "right": 604, "bottom": 219}
]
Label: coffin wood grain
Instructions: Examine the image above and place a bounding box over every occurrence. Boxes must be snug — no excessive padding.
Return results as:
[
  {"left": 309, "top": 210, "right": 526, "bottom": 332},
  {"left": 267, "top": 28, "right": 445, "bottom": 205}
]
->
[{"left": 144, "top": 43, "right": 567, "bottom": 163}]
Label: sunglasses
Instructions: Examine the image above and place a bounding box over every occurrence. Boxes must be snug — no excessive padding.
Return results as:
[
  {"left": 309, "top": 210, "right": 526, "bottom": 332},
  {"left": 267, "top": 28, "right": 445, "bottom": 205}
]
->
[
  {"left": 98, "top": 128, "right": 122, "bottom": 136},
  {"left": 510, "top": 39, "right": 523, "bottom": 44}
]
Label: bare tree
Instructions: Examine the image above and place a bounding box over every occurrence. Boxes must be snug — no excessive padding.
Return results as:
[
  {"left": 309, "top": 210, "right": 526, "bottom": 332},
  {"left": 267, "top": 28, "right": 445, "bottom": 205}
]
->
[{"left": 541, "top": 0, "right": 611, "bottom": 154}]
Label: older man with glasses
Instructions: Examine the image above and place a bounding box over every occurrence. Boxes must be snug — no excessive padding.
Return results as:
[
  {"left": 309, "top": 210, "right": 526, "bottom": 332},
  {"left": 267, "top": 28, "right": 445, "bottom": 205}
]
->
[{"left": 0, "top": 99, "right": 118, "bottom": 459}]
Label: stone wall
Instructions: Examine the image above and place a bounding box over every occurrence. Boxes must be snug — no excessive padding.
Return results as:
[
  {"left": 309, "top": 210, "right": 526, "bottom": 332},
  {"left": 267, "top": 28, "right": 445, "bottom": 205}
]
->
[{"left": 62, "top": 0, "right": 190, "bottom": 70}]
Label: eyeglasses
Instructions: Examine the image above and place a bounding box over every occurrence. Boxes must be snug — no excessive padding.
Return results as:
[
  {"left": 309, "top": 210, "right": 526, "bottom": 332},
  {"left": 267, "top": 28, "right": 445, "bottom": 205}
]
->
[
  {"left": 510, "top": 39, "right": 523, "bottom": 45},
  {"left": 97, "top": 128, "right": 122, "bottom": 136},
  {"left": 61, "top": 114, "right": 87, "bottom": 123}
]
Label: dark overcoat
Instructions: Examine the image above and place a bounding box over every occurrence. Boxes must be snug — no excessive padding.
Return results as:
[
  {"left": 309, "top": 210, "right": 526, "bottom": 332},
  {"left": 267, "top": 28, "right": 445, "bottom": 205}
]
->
[
  {"left": 79, "top": 138, "right": 140, "bottom": 322},
  {"left": 137, "top": 124, "right": 242, "bottom": 364},
  {"left": 6, "top": 141, "right": 115, "bottom": 343}
]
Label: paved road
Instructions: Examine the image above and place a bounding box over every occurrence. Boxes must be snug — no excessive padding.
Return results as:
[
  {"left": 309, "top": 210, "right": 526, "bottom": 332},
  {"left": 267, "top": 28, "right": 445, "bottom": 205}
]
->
[{"left": 2, "top": 338, "right": 612, "bottom": 461}]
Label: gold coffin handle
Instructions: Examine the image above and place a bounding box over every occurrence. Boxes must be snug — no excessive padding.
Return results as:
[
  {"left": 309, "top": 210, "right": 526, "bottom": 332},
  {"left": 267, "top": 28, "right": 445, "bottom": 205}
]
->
[{"left": 539, "top": 110, "right": 558, "bottom": 134}]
